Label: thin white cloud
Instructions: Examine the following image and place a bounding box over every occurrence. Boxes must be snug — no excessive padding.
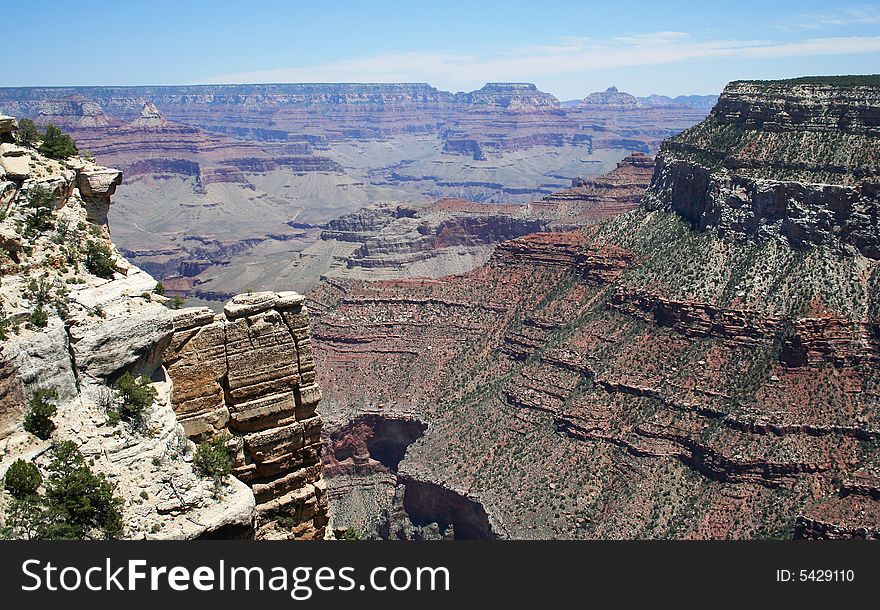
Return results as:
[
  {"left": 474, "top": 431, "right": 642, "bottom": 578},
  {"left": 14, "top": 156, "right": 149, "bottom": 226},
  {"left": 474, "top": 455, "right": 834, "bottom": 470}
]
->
[
  {"left": 202, "top": 33, "right": 880, "bottom": 91},
  {"left": 784, "top": 4, "right": 880, "bottom": 30}
]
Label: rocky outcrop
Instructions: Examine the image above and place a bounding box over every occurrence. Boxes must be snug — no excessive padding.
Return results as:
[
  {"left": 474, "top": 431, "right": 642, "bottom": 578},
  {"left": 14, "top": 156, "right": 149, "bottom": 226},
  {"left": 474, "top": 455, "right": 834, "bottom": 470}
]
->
[
  {"left": 0, "top": 125, "right": 255, "bottom": 539},
  {"left": 164, "top": 291, "right": 329, "bottom": 539},
  {"left": 522, "top": 152, "right": 654, "bottom": 227},
  {"left": 645, "top": 158, "right": 880, "bottom": 257},
  {"left": 130, "top": 101, "right": 169, "bottom": 128},
  {"left": 76, "top": 166, "right": 123, "bottom": 227},
  {"left": 321, "top": 204, "right": 418, "bottom": 242},
  {"left": 0, "top": 115, "right": 16, "bottom": 143},
  {"left": 644, "top": 77, "right": 880, "bottom": 257}
]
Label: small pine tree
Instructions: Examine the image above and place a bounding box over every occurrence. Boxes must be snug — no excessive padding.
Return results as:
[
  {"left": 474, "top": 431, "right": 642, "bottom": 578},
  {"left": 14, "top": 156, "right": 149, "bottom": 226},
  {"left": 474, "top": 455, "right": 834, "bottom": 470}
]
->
[
  {"left": 40, "top": 441, "right": 123, "bottom": 540},
  {"left": 114, "top": 372, "right": 156, "bottom": 424},
  {"left": 154, "top": 282, "right": 165, "bottom": 295},
  {"left": 167, "top": 295, "right": 185, "bottom": 310},
  {"left": 0, "top": 496, "right": 45, "bottom": 540},
  {"left": 16, "top": 118, "right": 42, "bottom": 148},
  {"left": 27, "top": 304, "right": 49, "bottom": 329},
  {"left": 22, "top": 185, "right": 56, "bottom": 237},
  {"left": 38, "top": 124, "right": 78, "bottom": 160},
  {"left": 84, "top": 240, "right": 115, "bottom": 279},
  {"left": 3, "top": 459, "right": 42, "bottom": 499},
  {"left": 23, "top": 388, "right": 58, "bottom": 439},
  {"left": 193, "top": 432, "right": 233, "bottom": 489}
]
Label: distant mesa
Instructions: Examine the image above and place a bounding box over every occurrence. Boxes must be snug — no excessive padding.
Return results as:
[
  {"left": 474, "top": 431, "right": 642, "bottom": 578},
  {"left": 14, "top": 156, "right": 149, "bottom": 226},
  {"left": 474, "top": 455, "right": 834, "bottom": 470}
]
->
[
  {"left": 579, "top": 86, "right": 642, "bottom": 108},
  {"left": 456, "top": 82, "right": 561, "bottom": 109},
  {"left": 130, "top": 100, "right": 170, "bottom": 128},
  {"left": 36, "top": 94, "right": 114, "bottom": 128}
]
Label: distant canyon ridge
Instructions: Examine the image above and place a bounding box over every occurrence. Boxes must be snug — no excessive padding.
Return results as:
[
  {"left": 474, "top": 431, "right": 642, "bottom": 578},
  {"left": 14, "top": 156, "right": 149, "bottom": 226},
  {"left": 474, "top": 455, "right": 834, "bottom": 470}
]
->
[{"left": 0, "top": 82, "right": 715, "bottom": 304}]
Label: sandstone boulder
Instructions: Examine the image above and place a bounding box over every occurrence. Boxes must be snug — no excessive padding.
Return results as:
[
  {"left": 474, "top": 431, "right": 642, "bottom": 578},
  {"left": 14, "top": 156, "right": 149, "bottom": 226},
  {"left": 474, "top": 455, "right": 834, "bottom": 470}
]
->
[
  {"left": 77, "top": 166, "right": 123, "bottom": 200},
  {"left": 0, "top": 148, "right": 30, "bottom": 182},
  {"left": 77, "top": 166, "right": 122, "bottom": 226}
]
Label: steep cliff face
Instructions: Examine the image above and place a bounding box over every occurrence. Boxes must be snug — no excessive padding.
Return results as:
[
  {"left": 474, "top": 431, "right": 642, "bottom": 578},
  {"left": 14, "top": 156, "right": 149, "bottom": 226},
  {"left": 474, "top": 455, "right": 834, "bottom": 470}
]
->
[
  {"left": 163, "top": 292, "right": 329, "bottom": 539},
  {"left": 313, "top": 78, "right": 880, "bottom": 540},
  {"left": 0, "top": 116, "right": 255, "bottom": 539},
  {"left": 645, "top": 77, "right": 880, "bottom": 257}
]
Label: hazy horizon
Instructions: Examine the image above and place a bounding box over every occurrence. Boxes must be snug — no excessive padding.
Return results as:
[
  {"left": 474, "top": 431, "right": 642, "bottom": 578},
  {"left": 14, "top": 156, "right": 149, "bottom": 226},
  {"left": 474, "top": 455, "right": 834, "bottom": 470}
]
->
[{"left": 0, "top": 80, "right": 726, "bottom": 102}]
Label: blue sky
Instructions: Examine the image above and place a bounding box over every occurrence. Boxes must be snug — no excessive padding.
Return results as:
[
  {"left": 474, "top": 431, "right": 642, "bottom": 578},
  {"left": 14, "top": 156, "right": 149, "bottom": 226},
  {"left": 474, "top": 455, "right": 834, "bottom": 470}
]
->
[{"left": 4, "top": 0, "right": 880, "bottom": 98}]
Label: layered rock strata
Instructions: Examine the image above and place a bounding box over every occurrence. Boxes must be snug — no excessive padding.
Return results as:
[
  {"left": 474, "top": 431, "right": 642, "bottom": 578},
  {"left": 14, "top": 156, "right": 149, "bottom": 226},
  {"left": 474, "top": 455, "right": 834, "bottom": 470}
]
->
[
  {"left": 312, "top": 78, "right": 880, "bottom": 540},
  {"left": 164, "top": 292, "right": 329, "bottom": 539},
  {"left": 645, "top": 78, "right": 880, "bottom": 257}
]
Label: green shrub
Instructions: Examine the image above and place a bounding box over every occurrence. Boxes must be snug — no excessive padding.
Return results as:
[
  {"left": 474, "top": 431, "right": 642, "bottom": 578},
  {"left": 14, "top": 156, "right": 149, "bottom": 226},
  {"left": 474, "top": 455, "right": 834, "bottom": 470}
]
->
[
  {"left": 84, "top": 240, "right": 115, "bottom": 279},
  {"left": 0, "top": 305, "right": 9, "bottom": 340},
  {"left": 23, "top": 388, "right": 57, "bottom": 439},
  {"left": 106, "top": 409, "right": 121, "bottom": 426},
  {"left": 154, "top": 282, "right": 165, "bottom": 295},
  {"left": 3, "top": 459, "right": 42, "bottom": 499},
  {"left": 40, "top": 441, "right": 123, "bottom": 539},
  {"left": 193, "top": 433, "right": 233, "bottom": 485},
  {"left": 340, "top": 527, "right": 365, "bottom": 540},
  {"left": 22, "top": 185, "right": 55, "bottom": 237},
  {"left": 16, "top": 118, "right": 42, "bottom": 148},
  {"left": 166, "top": 295, "right": 185, "bottom": 310},
  {"left": 27, "top": 304, "right": 48, "bottom": 329},
  {"left": 1, "top": 442, "right": 123, "bottom": 540},
  {"left": 38, "top": 124, "right": 78, "bottom": 160},
  {"left": 114, "top": 372, "right": 156, "bottom": 424}
]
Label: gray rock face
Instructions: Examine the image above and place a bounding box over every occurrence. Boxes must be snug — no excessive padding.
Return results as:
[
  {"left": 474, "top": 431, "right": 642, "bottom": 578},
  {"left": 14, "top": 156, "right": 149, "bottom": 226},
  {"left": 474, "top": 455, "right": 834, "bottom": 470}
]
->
[
  {"left": 644, "top": 157, "right": 880, "bottom": 257},
  {"left": 68, "top": 305, "right": 174, "bottom": 380},
  {"left": 0, "top": 319, "right": 78, "bottom": 435},
  {"left": 644, "top": 78, "right": 880, "bottom": 257}
]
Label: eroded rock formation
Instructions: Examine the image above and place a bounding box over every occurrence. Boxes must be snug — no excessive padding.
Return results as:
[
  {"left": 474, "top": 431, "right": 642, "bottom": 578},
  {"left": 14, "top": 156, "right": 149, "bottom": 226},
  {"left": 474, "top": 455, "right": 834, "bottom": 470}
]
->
[
  {"left": 644, "top": 78, "right": 880, "bottom": 257},
  {"left": 164, "top": 292, "right": 329, "bottom": 539}
]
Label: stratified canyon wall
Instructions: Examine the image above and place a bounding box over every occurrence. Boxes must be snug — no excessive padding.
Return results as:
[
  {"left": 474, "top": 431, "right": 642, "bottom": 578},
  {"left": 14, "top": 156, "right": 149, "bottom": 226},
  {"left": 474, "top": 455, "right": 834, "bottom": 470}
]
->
[
  {"left": 644, "top": 78, "right": 880, "bottom": 257},
  {"left": 163, "top": 292, "right": 329, "bottom": 539},
  {"left": 312, "top": 77, "right": 880, "bottom": 540},
  {"left": 0, "top": 83, "right": 712, "bottom": 302}
]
